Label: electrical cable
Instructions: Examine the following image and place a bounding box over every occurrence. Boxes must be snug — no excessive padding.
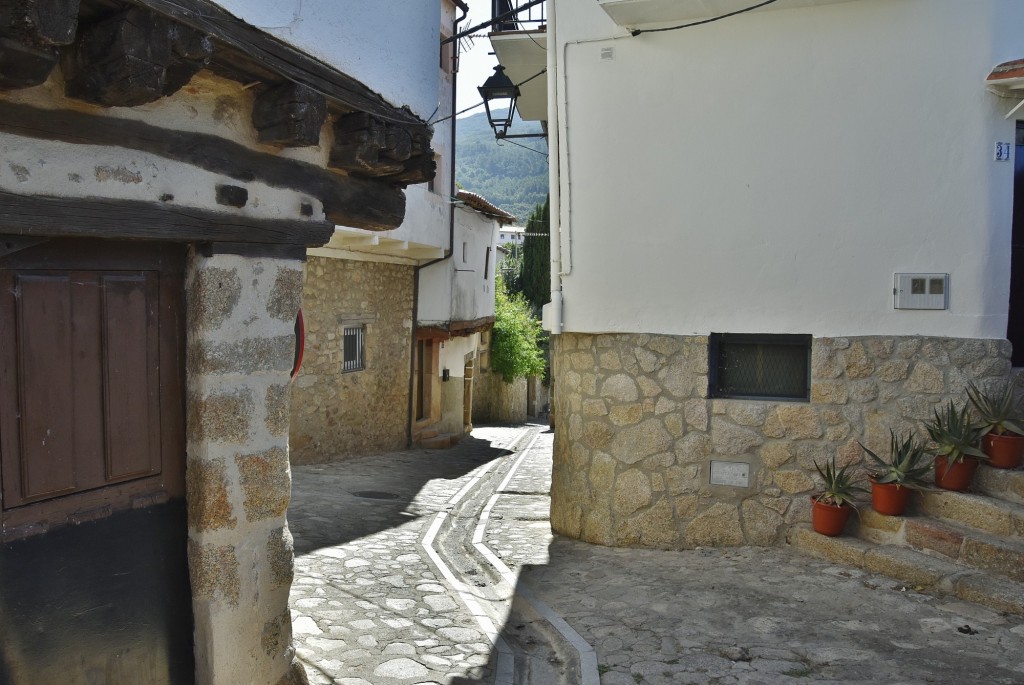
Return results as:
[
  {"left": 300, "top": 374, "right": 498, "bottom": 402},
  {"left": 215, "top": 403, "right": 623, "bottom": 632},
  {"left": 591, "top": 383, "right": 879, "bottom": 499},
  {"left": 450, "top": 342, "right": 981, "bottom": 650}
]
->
[
  {"left": 430, "top": 68, "right": 547, "bottom": 126},
  {"left": 630, "top": 0, "right": 780, "bottom": 36},
  {"left": 497, "top": 137, "right": 548, "bottom": 157}
]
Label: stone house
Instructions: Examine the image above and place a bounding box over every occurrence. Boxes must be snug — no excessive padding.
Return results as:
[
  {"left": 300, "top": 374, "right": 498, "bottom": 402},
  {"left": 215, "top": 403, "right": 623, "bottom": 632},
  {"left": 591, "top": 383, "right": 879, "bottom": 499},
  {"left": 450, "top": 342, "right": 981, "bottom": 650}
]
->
[
  {"left": 489, "top": 0, "right": 1024, "bottom": 550},
  {"left": 288, "top": 1, "right": 523, "bottom": 460},
  {"left": 0, "top": 1, "right": 438, "bottom": 683}
]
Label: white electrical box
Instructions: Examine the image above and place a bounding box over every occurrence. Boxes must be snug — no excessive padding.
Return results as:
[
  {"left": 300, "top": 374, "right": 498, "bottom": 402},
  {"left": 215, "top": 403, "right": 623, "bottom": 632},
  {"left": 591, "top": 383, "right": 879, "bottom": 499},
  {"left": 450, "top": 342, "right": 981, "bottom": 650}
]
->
[{"left": 894, "top": 273, "right": 948, "bottom": 310}]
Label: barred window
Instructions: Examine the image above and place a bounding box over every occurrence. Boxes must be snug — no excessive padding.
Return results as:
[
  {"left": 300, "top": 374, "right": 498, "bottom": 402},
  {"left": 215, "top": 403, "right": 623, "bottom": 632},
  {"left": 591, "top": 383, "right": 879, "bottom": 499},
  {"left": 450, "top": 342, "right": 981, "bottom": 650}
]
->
[
  {"left": 709, "top": 333, "right": 810, "bottom": 401},
  {"left": 343, "top": 325, "right": 366, "bottom": 372}
]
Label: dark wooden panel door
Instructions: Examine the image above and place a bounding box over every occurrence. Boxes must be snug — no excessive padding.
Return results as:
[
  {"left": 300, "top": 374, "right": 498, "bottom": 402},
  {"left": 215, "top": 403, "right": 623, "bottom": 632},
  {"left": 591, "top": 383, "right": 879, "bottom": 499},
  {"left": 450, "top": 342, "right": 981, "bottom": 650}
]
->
[{"left": 0, "top": 240, "right": 184, "bottom": 526}]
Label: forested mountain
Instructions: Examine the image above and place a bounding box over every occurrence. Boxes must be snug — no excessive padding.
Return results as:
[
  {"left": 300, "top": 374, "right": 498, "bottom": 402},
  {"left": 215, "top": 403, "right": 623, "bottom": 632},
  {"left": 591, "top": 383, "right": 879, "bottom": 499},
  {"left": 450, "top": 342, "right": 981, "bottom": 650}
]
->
[{"left": 455, "top": 109, "right": 548, "bottom": 224}]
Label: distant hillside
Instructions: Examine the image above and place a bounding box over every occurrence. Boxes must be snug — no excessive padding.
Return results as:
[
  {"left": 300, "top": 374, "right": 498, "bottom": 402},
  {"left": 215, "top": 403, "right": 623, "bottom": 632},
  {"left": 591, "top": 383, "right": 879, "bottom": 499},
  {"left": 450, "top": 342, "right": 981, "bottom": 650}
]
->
[{"left": 455, "top": 109, "right": 548, "bottom": 224}]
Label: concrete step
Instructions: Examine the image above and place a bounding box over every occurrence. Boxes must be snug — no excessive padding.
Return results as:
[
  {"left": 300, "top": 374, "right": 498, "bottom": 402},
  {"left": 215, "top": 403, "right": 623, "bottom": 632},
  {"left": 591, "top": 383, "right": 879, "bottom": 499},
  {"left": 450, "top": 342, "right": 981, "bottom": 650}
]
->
[
  {"left": 417, "top": 428, "right": 440, "bottom": 441},
  {"left": 974, "top": 465, "right": 1024, "bottom": 506},
  {"left": 855, "top": 508, "right": 1024, "bottom": 583},
  {"left": 788, "top": 525, "right": 1024, "bottom": 616},
  {"left": 913, "top": 488, "right": 1024, "bottom": 539},
  {"left": 419, "top": 432, "right": 452, "bottom": 448}
]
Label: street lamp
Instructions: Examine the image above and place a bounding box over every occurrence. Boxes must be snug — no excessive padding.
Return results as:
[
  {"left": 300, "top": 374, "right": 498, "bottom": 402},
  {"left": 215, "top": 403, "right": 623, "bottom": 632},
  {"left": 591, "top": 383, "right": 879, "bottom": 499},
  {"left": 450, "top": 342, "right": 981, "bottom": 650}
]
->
[{"left": 478, "top": 65, "right": 519, "bottom": 138}]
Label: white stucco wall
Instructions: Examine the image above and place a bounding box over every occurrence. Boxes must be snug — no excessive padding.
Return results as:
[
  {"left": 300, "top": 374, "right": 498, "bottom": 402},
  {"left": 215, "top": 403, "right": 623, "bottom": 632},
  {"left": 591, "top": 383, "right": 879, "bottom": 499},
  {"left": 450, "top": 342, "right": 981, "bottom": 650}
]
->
[
  {"left": 551, "top": 0, "right": 1024, "bottom": 340},
  {"left": 210, "top": 0, "right": 441, "bottom": 119},
  {"left": 439, "top": 334, "right": 478, "bottom": 380},
  {"left": 418, "top": 206, "right": 499, "bottom": 326}
]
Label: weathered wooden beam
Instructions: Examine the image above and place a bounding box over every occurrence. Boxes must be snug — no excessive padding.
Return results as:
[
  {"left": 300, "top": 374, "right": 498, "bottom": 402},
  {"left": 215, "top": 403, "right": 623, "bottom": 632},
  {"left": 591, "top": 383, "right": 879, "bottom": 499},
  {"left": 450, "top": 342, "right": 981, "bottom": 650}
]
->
[
  {"left": 0, "top": 0, "right": 80, "bottom": 89},
  {"left": 331, "top": 112, "right": 435, "bottom": 186},
  {"left": 252, "top": 82, "right": 327, "bottom": 147},
  {"left": 0, "top": 0, "right": 80, "bottom": 46},
  {"left": 0, "top": 101, "right": 407, "bottom": 230},
  {"left": 0, "top": 36, "right": 59, "bottom": 89},
  {"left": 127, "top": 0, "right": 424, "bottom": 128},
  {"left": 62, "top": 7, "right": 212, "bottom": 107},
  {"left": 0, "top": 191, "right": 335, "bottom": 246}
]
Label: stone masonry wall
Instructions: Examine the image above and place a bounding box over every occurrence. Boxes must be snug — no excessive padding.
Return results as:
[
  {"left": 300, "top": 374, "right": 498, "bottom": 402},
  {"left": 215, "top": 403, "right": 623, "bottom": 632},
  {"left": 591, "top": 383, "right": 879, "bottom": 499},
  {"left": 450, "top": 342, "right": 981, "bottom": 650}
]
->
[
  {"left": 550, "top": 333, "right": 1012, "bottom": 550},
  {"left": 186, "top": 251, "right": 305, "bottom": 685},
  {"left": 290, "top": 256, "right": 415, "bottom": 463},
  {"left": 474, "top": 372, "right": 528, "bottom": 424}
]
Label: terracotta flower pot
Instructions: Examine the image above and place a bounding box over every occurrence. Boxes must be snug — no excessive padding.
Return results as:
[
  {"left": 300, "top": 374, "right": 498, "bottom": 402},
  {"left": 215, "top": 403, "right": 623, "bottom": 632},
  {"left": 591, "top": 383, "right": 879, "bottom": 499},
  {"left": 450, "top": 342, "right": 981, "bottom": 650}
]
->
[
  {"left": 982, "top": 433, "right": 1024, "bottom": 470},
  {"left": 934, "top": 456, "right": 979, "bottom": 491},
  {"left": 870, "top": 480, "right": 911, "bottom": 516},
  {"left": 811, "top": 496, "right": 853, "bottom": 536}
]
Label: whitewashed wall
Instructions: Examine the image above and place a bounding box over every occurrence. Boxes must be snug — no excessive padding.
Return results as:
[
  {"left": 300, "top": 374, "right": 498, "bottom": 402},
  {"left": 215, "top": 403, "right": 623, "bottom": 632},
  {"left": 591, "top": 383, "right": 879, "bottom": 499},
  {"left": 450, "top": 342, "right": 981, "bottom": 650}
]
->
[
  {"left": 211, "top": 0, "right": 440, "bottom": 119},
  {"left": 418, "top": 206, "right": 499, "bottom": 326},
  {"left": 551, "top": 0, "right": 1024, "bottom": 339}
]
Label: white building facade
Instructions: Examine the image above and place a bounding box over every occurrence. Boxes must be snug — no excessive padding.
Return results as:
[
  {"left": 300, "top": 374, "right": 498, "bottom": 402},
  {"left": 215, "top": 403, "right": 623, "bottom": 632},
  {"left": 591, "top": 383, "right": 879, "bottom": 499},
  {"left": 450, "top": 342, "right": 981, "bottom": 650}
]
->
[{"left": 493, "top": 0, "right": 1024, "bottom": 549}]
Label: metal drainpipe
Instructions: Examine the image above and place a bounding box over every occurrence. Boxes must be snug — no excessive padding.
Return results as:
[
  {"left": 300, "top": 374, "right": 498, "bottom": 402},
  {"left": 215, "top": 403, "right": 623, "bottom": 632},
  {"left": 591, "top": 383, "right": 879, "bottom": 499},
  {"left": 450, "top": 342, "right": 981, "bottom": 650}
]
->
[{"left": 408, "top": 1, "right": 468, "bottom": 448}]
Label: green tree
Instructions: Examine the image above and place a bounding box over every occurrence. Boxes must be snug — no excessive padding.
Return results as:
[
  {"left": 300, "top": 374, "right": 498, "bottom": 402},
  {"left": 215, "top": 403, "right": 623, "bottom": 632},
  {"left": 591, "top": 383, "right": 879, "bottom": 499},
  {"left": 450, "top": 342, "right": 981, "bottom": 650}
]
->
[
  {"left": 491, "top": 275, "right": 546, "bottom": 383},
  {"left": 521, "top": 196, "right": 550, "bottom": 312}
]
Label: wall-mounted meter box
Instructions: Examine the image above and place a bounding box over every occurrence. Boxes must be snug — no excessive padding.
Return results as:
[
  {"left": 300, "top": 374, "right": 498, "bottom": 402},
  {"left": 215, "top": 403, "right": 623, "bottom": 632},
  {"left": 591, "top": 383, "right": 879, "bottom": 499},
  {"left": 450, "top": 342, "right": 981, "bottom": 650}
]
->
[{"left": 894, "top": 273, "right": 948, "bottom": 310}]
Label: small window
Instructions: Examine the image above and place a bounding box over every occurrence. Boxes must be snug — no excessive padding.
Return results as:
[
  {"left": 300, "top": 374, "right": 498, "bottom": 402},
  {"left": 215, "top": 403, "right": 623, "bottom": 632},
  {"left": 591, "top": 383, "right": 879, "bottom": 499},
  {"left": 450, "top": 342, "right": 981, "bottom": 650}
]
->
[
  {"left": 343, "top": 325, "right": 366, "bottom": 372},
  {"left": 709, "top": 333, "right": 810, "bottom": 401},
  {"left": 484, "top": 246, "right": 491, "bottom": 279}
]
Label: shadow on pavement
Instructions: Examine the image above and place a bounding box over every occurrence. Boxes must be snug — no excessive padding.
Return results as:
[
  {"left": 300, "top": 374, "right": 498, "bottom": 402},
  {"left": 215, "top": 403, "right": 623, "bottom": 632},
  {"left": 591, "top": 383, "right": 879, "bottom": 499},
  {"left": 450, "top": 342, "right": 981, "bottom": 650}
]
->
[{"left": 288, "top": 435, "right": 508, "bottom": 556}]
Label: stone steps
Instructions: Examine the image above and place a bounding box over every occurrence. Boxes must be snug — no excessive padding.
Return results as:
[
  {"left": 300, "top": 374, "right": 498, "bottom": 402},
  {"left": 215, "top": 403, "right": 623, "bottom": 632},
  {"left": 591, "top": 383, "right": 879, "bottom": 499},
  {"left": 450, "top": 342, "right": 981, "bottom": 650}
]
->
[
  {"left": 788, "top": 525, "right": 1024, "bottom": 616},
  {"left": 913, "top": 488, "right": 1024, "bottom": 538},
  {"left": 973, "top": 465, "right": 1024, "bottom": 506},
  {"left": 857, "top": 508, "right": 1024, "bottom": 583}
]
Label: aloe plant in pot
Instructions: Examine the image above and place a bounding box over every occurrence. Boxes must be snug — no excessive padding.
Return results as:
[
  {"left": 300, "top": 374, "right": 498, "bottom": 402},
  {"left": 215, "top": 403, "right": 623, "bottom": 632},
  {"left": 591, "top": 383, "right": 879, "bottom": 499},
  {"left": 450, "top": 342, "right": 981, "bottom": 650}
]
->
[
  {"left": 967, "top": 381, "right": 1024, "bottom": 469},
  {"left": 811, "top": 457, "right": 867, "bottom": 536},
  {"left": 861, "top": 430, "right": 933, "bottom": 516},
  {"left": 925, "top": 400, "right": 987, "bottom": 491}
]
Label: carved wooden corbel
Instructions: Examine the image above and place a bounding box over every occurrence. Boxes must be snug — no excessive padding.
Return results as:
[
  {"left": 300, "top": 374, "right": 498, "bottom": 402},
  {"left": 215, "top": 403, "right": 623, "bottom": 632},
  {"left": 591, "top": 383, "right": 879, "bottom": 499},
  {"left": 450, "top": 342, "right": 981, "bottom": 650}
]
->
[
  {"left": 62, "top": 6, "right": 212, "bottom": 107},
  {"left": 330, "top": 112, "right": 435, "bottom": 186},
  {"left": 252, "top": 82, "right": 327, "bottom": 147},
  {"left": 0, "top": 0, "right": 80, "bottom": 89}
]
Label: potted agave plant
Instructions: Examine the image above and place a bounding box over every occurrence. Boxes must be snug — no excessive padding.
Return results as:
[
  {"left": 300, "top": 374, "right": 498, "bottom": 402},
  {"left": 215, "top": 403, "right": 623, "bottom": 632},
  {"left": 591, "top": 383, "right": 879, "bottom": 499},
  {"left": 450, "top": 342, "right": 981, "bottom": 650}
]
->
[
  {"left": 860, "top": 430, "right": 933, "bottom": 516},
  {"left": 925, "top": 400, "right": 987, "bottom": 491},
  {"left": 967, "top": 381, "right": 1024, "bottom": 470},
  {"left": 811, "top": 457, "right": 867, "bottom": 536}
]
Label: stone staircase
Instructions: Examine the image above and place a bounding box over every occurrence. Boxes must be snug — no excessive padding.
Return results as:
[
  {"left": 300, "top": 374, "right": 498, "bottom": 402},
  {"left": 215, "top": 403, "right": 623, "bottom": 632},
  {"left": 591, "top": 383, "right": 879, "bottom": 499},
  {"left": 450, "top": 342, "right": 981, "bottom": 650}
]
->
[{"left": 790, "top": 465, "right": 1024, "bottom": 616}]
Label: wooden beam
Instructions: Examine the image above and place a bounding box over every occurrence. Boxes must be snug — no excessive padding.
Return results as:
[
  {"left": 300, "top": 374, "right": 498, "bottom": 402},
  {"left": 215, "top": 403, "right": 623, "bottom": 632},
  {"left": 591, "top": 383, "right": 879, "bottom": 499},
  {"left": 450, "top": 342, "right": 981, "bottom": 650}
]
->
[
  {"left": 331, "top": 112, "right": 435, "bottom": 187},
  {"left": 0, "top": 0, "right": 80, "bottom": 46},
  {"left": 252, "top": 82, "right": 327, "bottom": 147},
  {"left": 61, "top": 7, "right": 212, "bottom": 107},
  {"left": 0, "top": 191, "right": 335, "bottom": 246},
  {"left": 128, "top": 0, "right": 424, "bottom": 128},
  {"left": 0, "top": 0, "right": 80, "bottom": 89},
  {"left": 0, "top": 101, "right": 407, "bottom": 230}
]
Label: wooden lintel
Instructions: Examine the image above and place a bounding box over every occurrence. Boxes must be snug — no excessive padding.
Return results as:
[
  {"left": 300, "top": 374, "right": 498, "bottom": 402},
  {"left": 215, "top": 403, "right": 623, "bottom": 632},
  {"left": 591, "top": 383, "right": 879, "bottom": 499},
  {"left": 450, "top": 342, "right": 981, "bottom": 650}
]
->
[
  {"left": 128, "top": 0, "right": 424, "bottom": 128},
  {"left": 0, "top": 191, "right": 334, "bottom": 246},
  {"left": 252, "top": 82, "right": 327, "bottom": 147},
  {"left": 0, "top": 101, "right": 407, "bottom": 231},
  {"left": 62, "top": 6, "right": 213, "bottom": 107}
]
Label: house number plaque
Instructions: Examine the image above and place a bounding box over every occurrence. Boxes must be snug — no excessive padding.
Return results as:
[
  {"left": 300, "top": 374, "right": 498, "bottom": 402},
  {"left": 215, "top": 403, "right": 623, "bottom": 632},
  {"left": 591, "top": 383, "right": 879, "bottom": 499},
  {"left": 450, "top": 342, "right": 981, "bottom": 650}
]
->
[{"left": 710, "top": 460, "right": 750, "bottom": 487}]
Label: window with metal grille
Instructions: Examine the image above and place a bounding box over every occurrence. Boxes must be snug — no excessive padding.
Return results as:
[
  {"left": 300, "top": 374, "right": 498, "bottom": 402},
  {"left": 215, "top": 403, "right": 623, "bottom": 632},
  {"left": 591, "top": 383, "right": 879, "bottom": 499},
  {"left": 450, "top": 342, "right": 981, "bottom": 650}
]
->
[
  {"left": 709, "top": 333, "right": 811, "bottom": 401},
  {"left": 343, "top": 325, "right": 365, "bottom": 372}
]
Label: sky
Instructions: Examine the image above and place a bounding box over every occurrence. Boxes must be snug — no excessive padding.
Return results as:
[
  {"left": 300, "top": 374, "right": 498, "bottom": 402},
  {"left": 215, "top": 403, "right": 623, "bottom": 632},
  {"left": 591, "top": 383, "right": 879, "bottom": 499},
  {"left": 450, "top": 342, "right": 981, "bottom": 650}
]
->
[{"left": 454, "top": 6, "right": 502, "bottom": 119}]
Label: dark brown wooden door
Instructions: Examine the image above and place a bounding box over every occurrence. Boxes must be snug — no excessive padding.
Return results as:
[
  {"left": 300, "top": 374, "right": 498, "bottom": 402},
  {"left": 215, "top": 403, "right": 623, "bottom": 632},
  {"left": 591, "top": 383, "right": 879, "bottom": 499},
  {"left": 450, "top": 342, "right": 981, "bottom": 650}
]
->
[{"left": 0, "top": 239, "right": 184, "bottom": 531}]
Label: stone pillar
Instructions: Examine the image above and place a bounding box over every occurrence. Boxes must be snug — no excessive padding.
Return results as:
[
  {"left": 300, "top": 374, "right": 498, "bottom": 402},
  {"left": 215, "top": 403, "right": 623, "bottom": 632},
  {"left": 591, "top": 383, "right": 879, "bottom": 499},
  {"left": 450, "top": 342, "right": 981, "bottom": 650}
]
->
[{"left": 185, "top": 249, "right": 306, "bottom": 685}]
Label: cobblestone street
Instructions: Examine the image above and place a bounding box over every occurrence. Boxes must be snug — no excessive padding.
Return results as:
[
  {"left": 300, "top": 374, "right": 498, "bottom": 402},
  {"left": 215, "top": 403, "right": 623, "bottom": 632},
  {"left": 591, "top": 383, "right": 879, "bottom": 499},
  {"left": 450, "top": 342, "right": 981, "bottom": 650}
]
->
[{"left": 288, "top": 426, "right": 1024, "bottom": 684}]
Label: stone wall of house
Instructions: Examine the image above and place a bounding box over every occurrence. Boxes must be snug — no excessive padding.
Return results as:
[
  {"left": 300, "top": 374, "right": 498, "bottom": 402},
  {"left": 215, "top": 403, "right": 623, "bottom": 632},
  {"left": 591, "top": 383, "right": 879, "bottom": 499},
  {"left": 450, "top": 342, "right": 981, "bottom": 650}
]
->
[
  {"left": 474, "top": 372, "right": 528, "bottom": 424},
  {"left": 437, "top": 379, "right": 466, "bottom": 436},
  {"left": 290, "top": 257, "right": 415, "bottom": 463},
  {"left": 550, "top": 333, "right": 1012, "bottom": 550},
  {"left": 186, "top": 250, "right": 306, "bottom": 685}
]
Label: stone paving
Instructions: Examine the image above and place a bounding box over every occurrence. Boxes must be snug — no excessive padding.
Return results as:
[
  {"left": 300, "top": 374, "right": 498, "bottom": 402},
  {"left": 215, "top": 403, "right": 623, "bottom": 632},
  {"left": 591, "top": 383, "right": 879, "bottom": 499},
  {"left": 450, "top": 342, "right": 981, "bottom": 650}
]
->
[{"left": 288, "top": 426, "right": 1024, "bottom": 685}]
